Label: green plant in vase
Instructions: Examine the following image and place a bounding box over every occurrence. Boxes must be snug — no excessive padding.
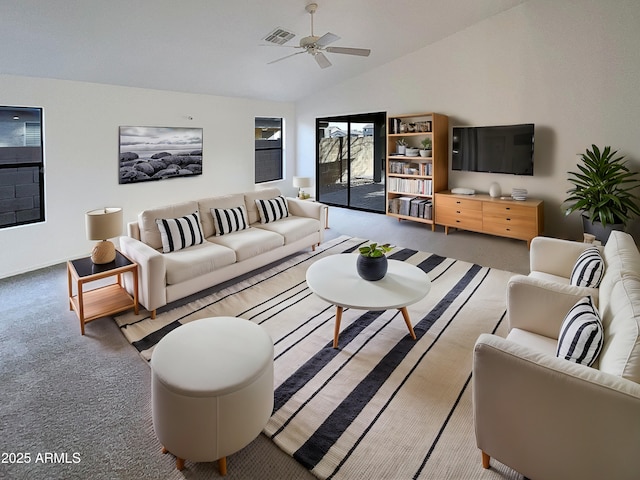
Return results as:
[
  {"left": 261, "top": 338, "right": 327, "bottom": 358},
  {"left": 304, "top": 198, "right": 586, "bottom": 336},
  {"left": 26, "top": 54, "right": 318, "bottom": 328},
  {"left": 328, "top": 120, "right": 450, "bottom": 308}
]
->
[
  {"left": 357, "top": 243, "right": 393, "bottom": 281},
  {"left": 420, "top": 138, "right": 432, "bottom": 157},
  {"left": 563, "top": 144, "right": 640, "bottom": 243},
  {"left": 396, "top": 138, "right": 408, "bottom": 155}
]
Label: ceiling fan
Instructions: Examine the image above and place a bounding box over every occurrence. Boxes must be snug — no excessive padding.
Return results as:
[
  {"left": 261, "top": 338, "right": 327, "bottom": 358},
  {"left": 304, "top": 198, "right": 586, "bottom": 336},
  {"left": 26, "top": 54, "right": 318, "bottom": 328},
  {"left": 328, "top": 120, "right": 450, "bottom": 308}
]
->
[{"left": 267, "top": 3, "right": 371, "bottom": 69}]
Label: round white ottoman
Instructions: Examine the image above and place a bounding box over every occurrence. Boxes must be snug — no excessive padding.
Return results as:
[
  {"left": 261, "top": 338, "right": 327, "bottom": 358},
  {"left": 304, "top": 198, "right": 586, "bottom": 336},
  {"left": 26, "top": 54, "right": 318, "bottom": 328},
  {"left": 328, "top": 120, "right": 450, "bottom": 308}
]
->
[{"left": 150, "top": 316, "right": 274, "bottom": 474}]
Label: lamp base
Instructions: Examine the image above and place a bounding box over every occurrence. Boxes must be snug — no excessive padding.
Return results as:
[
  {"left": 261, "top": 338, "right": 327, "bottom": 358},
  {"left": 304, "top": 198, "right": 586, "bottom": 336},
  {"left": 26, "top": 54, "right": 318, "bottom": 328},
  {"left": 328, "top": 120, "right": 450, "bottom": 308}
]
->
[{"left": 91, "top": 240, "right": 116, "bottom": 264}]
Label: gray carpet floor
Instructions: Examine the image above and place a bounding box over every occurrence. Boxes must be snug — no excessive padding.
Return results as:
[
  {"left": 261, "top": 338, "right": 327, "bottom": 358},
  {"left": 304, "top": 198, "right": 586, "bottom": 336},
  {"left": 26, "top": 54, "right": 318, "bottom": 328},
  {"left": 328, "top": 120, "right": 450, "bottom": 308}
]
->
[{"left": 0, "top": 207, "right": 530, "bottom": 480}]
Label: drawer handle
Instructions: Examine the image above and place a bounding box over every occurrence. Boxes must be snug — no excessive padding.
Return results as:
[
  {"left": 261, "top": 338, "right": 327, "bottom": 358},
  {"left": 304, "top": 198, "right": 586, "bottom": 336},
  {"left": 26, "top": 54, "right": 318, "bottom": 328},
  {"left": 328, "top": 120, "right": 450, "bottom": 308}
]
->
[
  {"left": 456, "top": 210, "right": 461, "bottom": 214},
  {"left": 506, "top": 218, "right": 511, "bottom": 221},
  {"left": 505, "top": 207, "right": 511, "bottom": 210},
  {"left": 456, "top": 220, "right": 461, "bottom": 223},
  {"left": 456, "top": 201, "right": 461, "bottom": 204}
]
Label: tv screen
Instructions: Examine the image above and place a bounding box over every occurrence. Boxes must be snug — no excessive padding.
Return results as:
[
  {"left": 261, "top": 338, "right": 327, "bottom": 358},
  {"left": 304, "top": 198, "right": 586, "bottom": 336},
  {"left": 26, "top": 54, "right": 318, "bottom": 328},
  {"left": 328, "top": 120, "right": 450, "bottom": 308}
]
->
[{"left": 452, "top": 124, "right": 534, "bottom": 175}]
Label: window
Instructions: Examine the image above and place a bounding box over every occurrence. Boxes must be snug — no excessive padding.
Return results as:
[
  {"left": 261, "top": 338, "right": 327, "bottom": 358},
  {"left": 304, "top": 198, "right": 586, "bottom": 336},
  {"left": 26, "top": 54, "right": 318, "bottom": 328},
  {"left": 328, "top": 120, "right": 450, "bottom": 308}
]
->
[
  {"left": 0, "top": 106, "right": 45, "bottom": 229},
  {"left": 255, "top": 117, "right": 283, "bottom": 183}
]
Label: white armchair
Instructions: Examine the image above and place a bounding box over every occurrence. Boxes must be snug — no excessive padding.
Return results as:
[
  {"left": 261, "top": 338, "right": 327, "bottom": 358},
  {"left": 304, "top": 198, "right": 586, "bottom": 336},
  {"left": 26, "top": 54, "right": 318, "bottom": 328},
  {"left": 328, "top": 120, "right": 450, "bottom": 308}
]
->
[{"left": 473, "top": 232, "right": 640, "bottom": 480}]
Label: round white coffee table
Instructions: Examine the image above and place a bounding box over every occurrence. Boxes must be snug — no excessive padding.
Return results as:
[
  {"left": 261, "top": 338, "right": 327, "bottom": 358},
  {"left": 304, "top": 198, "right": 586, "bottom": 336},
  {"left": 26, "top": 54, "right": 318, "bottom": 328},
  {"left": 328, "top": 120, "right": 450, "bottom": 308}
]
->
[{"left": 306, "top": 254, "right": 431, "bottom": 348}]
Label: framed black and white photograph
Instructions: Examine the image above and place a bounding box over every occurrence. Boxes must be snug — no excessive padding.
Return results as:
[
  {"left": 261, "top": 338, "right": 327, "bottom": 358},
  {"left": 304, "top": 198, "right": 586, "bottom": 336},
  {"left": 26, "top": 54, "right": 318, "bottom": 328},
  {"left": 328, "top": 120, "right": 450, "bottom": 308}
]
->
[{"left": 119, "top": 126, "right": 203, "bottom": 184}]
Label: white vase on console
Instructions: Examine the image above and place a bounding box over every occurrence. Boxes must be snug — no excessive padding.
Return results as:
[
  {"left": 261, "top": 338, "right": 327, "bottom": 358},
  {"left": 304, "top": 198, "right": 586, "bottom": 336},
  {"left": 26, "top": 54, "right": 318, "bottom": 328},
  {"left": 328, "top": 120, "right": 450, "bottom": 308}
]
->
[{"left": 489, "top": 182, "right": 501, "bottom": 198}]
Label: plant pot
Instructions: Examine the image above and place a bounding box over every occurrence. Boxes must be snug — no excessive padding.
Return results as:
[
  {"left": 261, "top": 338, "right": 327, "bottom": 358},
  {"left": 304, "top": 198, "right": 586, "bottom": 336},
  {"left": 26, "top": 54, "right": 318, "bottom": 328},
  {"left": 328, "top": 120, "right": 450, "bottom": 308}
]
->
[
  {"left": 582, "top": 213, "right": 623, "bottom": 245},
  {"left": 419, "top": 149, "right": 432, "bottom": 157},
  {"left": 397, "top": 145, "right": 406, "bottom": 155},
  {"left": 356, "top": 255, "right": 388, "bottom": 281}
]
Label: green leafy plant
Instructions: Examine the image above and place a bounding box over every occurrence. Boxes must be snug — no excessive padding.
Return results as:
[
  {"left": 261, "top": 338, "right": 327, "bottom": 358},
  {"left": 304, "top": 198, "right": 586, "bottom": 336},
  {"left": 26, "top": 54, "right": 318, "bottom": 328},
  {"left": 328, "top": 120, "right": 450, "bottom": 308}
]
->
[
  {"left": 396, "top": 138, "right": 408, "bottom": 147},
  {"left": 358, "top": 242, "right": 393, "bottom": 258},
  {"left": 420, "top": 138, "right": 432, "bottom": 149},
  {"left": 564, "top": 144, "right": 640, "bottom": 227}
]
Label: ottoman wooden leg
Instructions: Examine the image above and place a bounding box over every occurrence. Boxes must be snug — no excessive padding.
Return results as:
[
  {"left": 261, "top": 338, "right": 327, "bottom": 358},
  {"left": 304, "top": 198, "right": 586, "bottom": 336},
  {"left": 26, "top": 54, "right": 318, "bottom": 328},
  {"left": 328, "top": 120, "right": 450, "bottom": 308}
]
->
[
  {"left": 218, "top": 456, "right": 227, "bottom": 476},
  {"left": 176, "top": 457, "right": 185, "bottom": 471},
  {"left": 161, "top": 447, "right": 168, "bottom": 454}
]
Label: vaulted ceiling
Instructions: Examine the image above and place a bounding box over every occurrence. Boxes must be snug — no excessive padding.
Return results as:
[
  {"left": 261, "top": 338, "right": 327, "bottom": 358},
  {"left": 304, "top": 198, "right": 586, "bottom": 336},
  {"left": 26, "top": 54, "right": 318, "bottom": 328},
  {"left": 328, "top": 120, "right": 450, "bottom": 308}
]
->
[{"left": 1, "top": 0, "right": 525, "bottom": 102}]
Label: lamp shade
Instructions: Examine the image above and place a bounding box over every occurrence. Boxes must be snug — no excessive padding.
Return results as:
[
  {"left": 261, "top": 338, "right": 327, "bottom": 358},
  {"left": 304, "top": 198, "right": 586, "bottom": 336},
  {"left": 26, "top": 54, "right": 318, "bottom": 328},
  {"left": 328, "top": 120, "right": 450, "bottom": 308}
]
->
[
  {"left": 86, "top": 207, "right": 123, "bottom": 241},
  {"left": 292, "top": 176, "right": 312, "bottom": 188}
]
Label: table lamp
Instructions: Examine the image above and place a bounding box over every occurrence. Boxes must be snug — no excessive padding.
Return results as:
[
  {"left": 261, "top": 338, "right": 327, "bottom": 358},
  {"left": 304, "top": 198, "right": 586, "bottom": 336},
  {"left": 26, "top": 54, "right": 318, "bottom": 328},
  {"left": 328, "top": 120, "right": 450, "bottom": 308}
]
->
[
  {"left": 85, "top": 207, "right": 123, "bottom": 264},
  {"left": 293, "top": 176, "right": 312, "bottom": 198}
]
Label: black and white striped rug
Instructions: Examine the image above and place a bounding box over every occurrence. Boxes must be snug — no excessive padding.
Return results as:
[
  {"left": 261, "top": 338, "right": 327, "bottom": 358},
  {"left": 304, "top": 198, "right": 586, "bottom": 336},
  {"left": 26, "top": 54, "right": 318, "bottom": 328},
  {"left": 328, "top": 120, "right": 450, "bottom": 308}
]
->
[{"left": 115, "top": 236, "right": 520, "bottom": 479}]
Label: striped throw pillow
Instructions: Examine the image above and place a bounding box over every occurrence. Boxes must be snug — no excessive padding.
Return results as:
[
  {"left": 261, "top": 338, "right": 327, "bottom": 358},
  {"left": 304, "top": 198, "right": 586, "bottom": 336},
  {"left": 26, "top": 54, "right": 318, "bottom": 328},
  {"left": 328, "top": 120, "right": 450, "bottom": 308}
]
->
[
  {"left": 556, "top": 296, "right": 603, "bottom": 366},
  {"left": 212, "top": 206, "right": 249, "bottom": 236},
  {"left": 155, "top": 212, "right": 204, "bottom": 253},
  {"left": 570, "top": 246, "right": 605, "bottom": 288},
  {"left": 255, "top": 195, "right": 289, "bottom": 224}
]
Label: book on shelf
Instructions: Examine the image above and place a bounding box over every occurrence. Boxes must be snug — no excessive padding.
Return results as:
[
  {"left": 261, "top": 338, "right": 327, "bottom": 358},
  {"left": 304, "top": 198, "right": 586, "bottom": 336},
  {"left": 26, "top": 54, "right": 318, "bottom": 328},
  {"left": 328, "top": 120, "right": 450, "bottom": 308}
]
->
[
  {"left": 388, "top": 177, "right": 433, "bottom": 195},
  {"left": 388, "top": 160, "right": 432, "bottom": 176},
  {"left": 388, "top": 197, "right": 433, "bottom": 220}
]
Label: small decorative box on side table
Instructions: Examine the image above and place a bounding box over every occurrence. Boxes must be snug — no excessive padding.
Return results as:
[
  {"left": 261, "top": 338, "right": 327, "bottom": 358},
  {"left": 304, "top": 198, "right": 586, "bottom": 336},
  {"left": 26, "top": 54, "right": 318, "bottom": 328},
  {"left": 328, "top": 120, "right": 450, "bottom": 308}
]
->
[{"left": 67, "top": 250, "right": 139, "bottom": 335}]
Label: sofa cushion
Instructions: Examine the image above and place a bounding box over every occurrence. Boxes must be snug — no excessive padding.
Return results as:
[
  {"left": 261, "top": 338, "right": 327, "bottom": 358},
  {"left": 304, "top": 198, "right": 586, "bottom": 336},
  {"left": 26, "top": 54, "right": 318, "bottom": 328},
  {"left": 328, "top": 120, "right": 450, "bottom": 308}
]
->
[
  {"left": 603, "top": 230, "right": 640, "bottom": 275},
  {"left": 556, "top": 296, "right": 603, "bottom": 366},
  {"left": 139, "top": 200, "right": 200, "bottom": 250},
  {"left": 244, "top": 188, "right": 282, "bottom": 224},
  {"left": 254, "top": 215, "right": 319, "bottom": 244},
  {"left": 197, "top": 194, "right": 246, "bottom": 238},
  {"left": 212, "top": 206, "right": 249, "bottom": 236},
  {"left": 598, "top": 275, "right": 640, "bottom": 383},
  {"left": 255, "top": 195, "right": 289, "bottom": 224},
  {"left": 506, "top": 328, "right": 557, "bottom": 355},
  {"left": 207, "top": 227, "right": 283, "bottom": 262},
  {"left": 156, "top": 212, "right": 204, "bottom": 253},
  {"left": 164, "top": 242, "right": 236, "bottom": 285},
  {"left": 570, "top": 246, "right": 604, "bottom": 288}
]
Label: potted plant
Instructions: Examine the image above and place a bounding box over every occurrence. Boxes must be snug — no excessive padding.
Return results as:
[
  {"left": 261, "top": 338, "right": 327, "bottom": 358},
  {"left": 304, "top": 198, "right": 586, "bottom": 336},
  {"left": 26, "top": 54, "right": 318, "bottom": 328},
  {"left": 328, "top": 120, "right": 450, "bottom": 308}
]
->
[
  {"left": 563, "top": 144, "right": 640, "bottom": 243},
  {"left": 419, "top": 138, "right": 432, "bottom": 157},
  {"left": 396, "top": 138, "right": 408, "bottom": 155},
  {"left": 357, "top": 243, "right": 393, "bottom": 281}
]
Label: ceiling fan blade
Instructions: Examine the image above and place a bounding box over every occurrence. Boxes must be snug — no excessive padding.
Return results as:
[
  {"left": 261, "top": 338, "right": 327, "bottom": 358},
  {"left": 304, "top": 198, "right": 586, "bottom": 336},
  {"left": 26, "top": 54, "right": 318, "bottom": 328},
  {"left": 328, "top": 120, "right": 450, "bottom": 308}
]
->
[
  {"left": 325, "top": 46, "right": 371, "bottom": 57},
  {"left": 316, "top": 32, "right": 340, "bottom": 47},
  {"left": 314, "top": 52, "right": 332, "bottom": 69},
  {"left": 267, "top": 51, "right": 305, "bottom": 65}
]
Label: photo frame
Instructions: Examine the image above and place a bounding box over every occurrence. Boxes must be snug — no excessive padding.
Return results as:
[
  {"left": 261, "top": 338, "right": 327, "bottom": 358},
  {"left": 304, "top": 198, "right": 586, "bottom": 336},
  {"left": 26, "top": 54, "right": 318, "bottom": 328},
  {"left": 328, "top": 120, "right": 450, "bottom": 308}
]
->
[{"left": 119, "top": 126, "right": 203, "bottom": 184}]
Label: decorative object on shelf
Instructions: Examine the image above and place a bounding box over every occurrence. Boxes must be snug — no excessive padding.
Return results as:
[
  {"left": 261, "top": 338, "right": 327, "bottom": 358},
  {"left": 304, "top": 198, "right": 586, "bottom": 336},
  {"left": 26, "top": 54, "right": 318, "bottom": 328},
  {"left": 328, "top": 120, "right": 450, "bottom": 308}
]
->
[
  {"left": 293, "top": 176, "right": 312, "bottom": 199},
  {"left": 356, "top": 242, "right": 393, "bottom": 281},
  {"left": 511, "top": 188, "right": 528, "bottom": 200},
  {"left": 489, "top": 182, "right": 501, "bottom": 198},
  {"left": 419, "top": 138, "right": 432, "bottom": 157},
  {"left": 399, "top": 123, "right": 408, "bottom": 133},
  {"left": 396, "top": 138, "right": 408, "bottom": 155},
  {"left": 563, "top": 144, "right": 640, "bottom": 243},
  {"left": 85, "top": 207, "right": 123, "bottom": 264},
  {"left": 405, "top": 147, "right": 419, "bottom": 157}
]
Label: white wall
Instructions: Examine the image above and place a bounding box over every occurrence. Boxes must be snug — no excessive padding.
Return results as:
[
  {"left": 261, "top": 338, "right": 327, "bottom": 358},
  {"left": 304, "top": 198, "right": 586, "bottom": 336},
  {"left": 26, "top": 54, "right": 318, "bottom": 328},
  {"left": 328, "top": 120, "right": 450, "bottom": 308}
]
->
[
  {"left": 296, "top": 0, "right": 640, "bottom": 241},
  {"left": 0, "top": 75, "right": 295, "bottom": 278}
]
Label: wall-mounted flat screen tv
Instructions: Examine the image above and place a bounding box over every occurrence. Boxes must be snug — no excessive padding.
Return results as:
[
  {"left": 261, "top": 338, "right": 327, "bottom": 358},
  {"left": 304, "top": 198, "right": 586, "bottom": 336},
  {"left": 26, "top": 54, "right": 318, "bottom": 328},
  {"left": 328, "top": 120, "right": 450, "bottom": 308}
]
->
[{"left": 452, "top": 123, "right": 534, "bottom": 175}]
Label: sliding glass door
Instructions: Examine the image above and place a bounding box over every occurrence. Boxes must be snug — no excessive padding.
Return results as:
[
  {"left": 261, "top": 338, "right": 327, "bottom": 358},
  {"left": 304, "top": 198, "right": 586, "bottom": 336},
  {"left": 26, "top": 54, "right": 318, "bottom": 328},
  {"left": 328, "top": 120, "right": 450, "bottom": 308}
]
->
[{"left": 316, "top": 112, "right": 386, "bottom": 213}]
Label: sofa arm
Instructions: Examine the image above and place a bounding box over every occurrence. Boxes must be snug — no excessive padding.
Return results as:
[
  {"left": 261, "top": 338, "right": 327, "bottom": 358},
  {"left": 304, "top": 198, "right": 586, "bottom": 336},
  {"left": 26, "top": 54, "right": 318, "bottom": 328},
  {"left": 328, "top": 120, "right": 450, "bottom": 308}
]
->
[
  {"left": 287, "top": 197, "right": 326, "bottom": 220},
  {"left": 529, "top": 236, "right": 597, "bottom": 278},
  {"left": 507, "top": 274, "right": 598, "bottom": 337},
  {"left": 119, "top": 236, "right": 167, "bottom": 315},
  {"left": 473, "top": 333, "right": 640, "bottom": 480}
]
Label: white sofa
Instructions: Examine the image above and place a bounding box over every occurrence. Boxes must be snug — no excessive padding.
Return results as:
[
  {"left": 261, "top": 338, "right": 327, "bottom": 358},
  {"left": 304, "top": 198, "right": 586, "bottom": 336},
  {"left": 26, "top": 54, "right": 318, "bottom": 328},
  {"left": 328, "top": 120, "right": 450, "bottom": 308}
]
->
[
  {"left": 119, "top": 187, "right": 325, "bottom": 318},
  {"left": 473, "top": 231, "right": 640, "bottom": 480}
]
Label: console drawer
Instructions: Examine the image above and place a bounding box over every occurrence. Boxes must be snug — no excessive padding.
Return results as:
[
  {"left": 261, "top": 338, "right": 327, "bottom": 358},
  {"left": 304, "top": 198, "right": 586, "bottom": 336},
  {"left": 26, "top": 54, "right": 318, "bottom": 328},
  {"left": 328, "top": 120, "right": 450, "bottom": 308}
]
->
[{"left": 436, "top": 206, "right": 483, "bottom": 231}]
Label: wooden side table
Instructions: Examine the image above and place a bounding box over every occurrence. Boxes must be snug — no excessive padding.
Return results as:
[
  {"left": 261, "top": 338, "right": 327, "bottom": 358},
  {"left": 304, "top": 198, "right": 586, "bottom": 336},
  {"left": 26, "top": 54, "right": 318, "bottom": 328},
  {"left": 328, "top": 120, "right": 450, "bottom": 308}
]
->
[{"left": 67, "top": 250, "right": 139, "bottom": 335}]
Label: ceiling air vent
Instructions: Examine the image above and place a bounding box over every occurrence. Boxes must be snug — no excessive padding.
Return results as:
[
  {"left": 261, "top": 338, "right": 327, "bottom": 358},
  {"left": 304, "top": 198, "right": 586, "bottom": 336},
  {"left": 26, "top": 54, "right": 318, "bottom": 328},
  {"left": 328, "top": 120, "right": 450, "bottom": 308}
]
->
[{"left": 263, "top": 28, "right": 295, "bottom": 45}]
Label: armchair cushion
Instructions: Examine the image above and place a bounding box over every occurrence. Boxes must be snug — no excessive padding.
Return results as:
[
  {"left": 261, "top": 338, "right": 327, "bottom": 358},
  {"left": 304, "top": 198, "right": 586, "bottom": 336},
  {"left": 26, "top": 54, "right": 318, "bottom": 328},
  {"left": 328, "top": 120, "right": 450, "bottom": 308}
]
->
[
  {"left": 557, "top": 296, "right": 603, "bottom": 366},
  {"left": 570, "top": 246, "right": 604, "bottom": 288}
]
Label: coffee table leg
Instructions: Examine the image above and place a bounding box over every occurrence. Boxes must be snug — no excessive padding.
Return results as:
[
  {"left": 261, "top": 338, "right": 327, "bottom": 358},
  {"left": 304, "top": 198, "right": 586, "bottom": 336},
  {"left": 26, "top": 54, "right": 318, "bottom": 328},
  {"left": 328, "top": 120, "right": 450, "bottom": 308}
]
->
[
  {"left": 333, "top": 306, "right": 343, "bottom": 348},
  {"left": 399, "top": 307, "right": 417, "bottom": 340}
]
